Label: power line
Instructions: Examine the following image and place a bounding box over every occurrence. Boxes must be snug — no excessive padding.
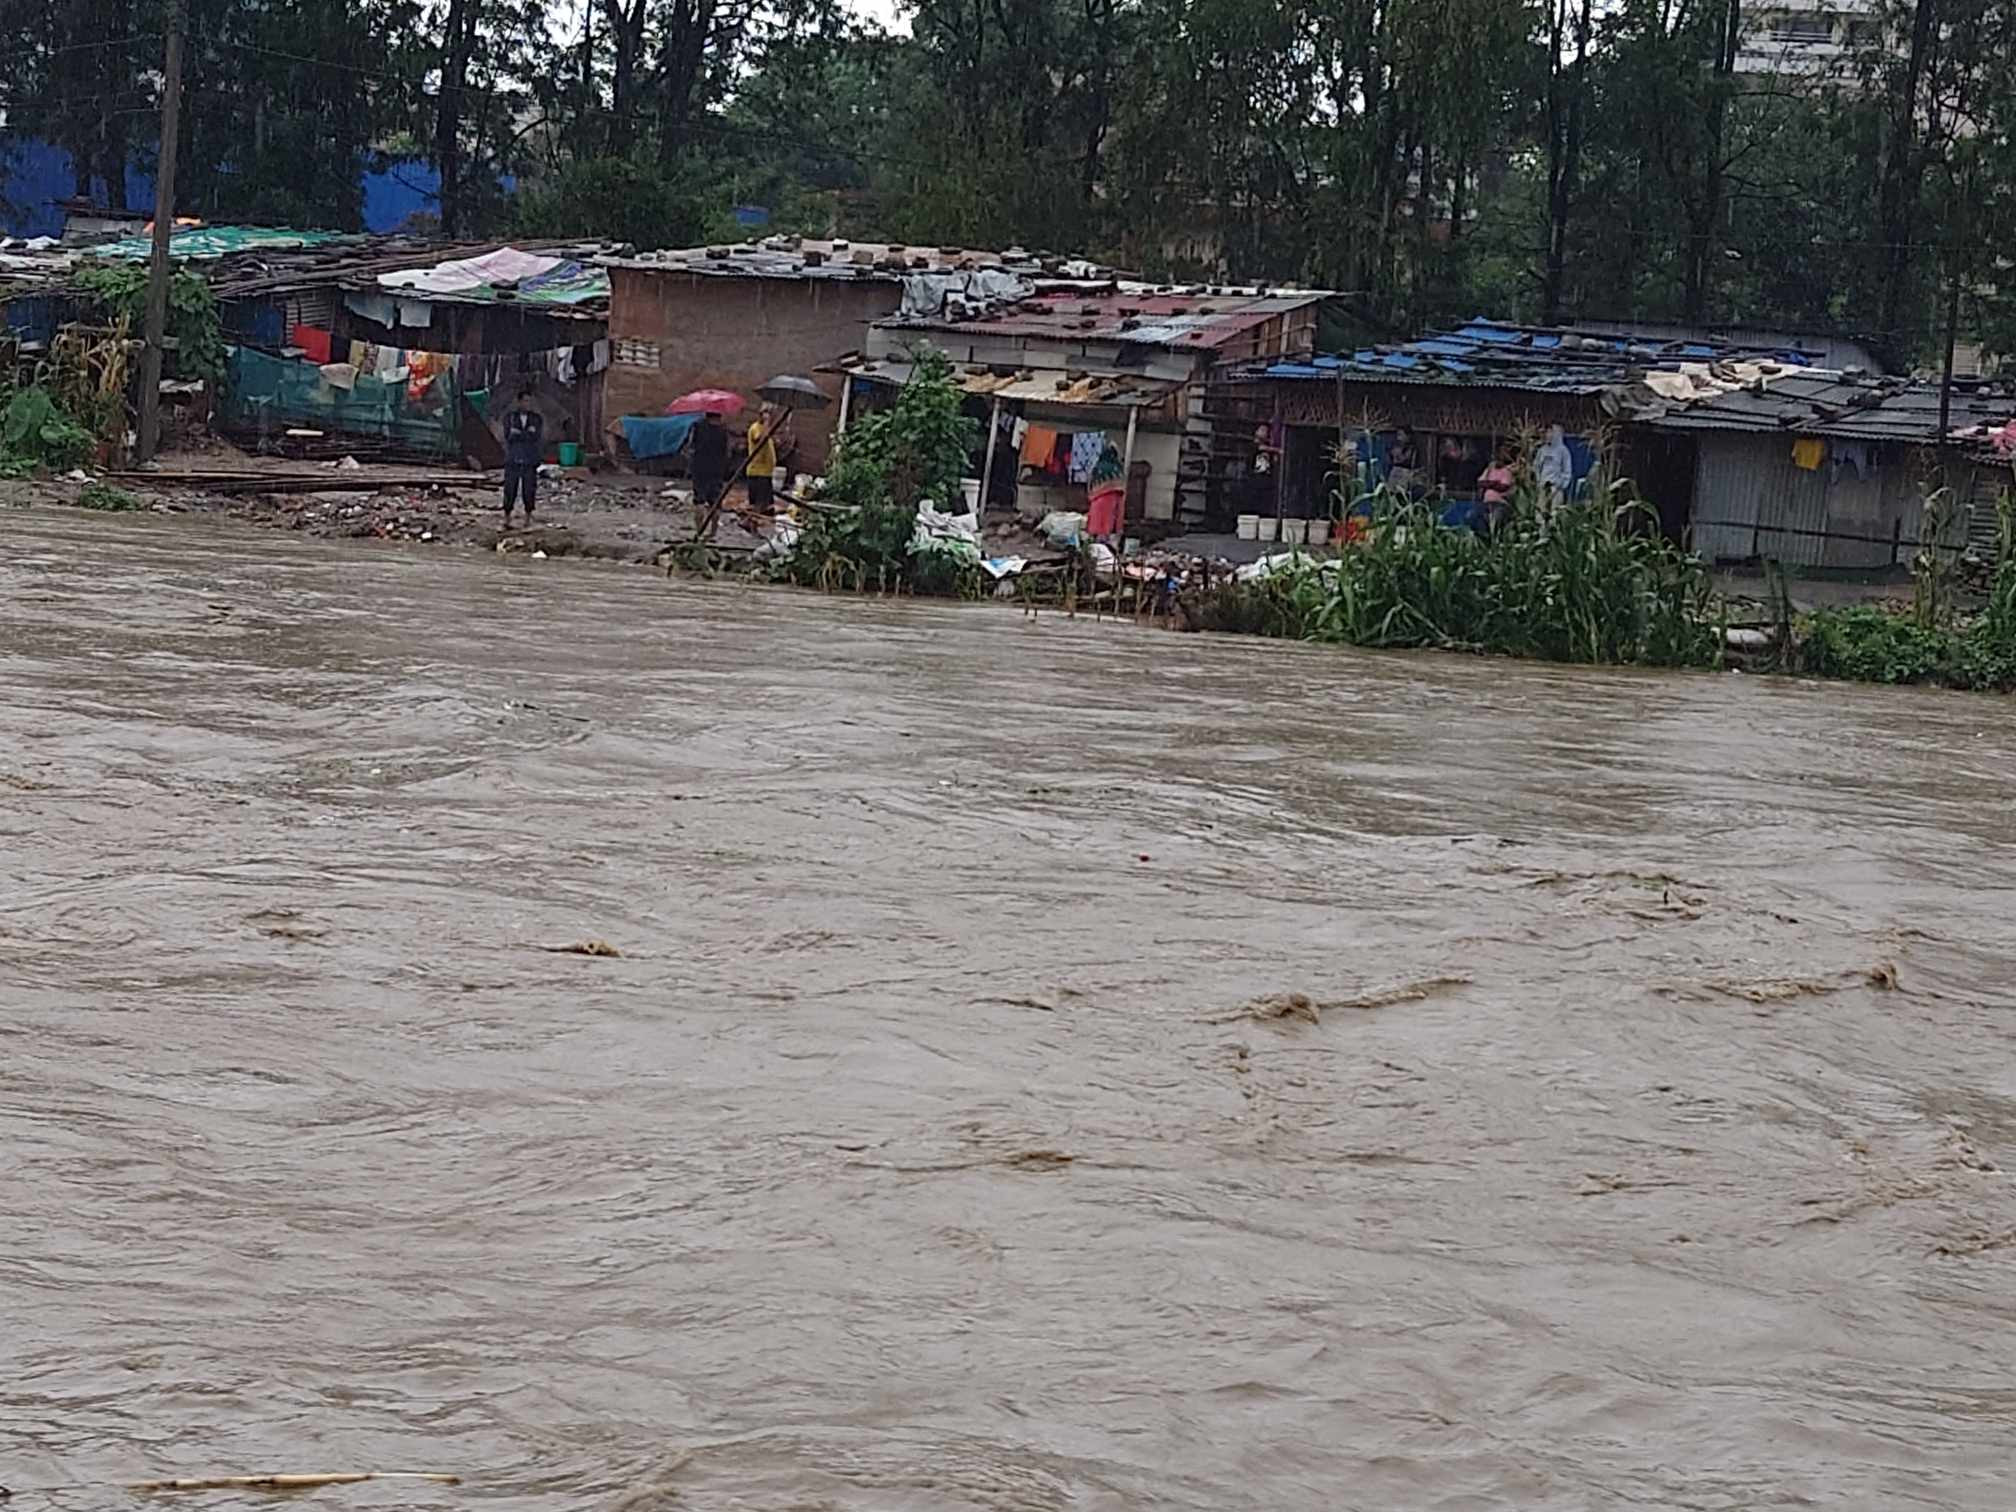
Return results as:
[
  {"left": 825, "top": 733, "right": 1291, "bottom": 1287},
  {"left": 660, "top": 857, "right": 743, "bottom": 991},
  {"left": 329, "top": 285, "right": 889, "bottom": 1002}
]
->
[{"left": 34, "top": 33, "right": 163, "bottom": 56}]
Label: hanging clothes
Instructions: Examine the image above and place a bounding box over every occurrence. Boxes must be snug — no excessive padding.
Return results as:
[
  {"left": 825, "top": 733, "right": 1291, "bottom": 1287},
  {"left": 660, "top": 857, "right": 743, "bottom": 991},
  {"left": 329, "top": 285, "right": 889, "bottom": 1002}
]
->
[
  {"left": 590, "top": 338, "right": 610, "bottom": 373},
  {"left": 1086, "top": 440, "right": 1127, "bottom": 536},
  {"left": 1068, "top": 430, "right": 1105, "bottom": 484},
  {"left": 319, "top": 362, "right": 359, "bottom": 392},
  {"left": 406, "top": 351, "right": 446, "bottom": 400},
  {"left": 344, "top": 292, "right": 397, "bottom": 328},
  {"left": 1020, "top": 424, "right": 1060, "bottom": 467},
  {"left": 396, "top": 298, "right": 433, "bottom": 329},
  {"left": 1792, "top": 436, "right": 1825, "bottom": 471},
  {"left": 290, "top": 325, "right": 333, "bottom": 364},
  {"left": 1832, "top": 440, "right": 1872, "bottom": 480}
]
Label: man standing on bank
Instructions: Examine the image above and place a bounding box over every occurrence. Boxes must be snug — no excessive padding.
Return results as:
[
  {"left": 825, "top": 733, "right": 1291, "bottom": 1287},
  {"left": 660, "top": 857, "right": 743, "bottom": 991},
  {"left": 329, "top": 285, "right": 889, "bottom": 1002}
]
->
[
  {"left": 689, "top": 409, "right": 730, "bottom": 522},
  {"left": 502, "top": 389, "right": 545, "bottom": 529}
]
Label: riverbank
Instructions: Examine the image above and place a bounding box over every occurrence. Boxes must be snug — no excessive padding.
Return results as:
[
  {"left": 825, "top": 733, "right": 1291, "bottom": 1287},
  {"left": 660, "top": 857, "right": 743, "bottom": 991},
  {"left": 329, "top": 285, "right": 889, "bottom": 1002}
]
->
[
  {"left": 12, "top": 456, "right": 2014, "bottom": 694},
  {"left": 2, "top": 448, "right": 759, "bottom": 562}
]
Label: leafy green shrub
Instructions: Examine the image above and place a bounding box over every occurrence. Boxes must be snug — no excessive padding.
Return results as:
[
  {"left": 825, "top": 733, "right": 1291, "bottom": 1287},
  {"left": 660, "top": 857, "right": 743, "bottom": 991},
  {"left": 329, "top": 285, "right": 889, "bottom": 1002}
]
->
[
  {"left": 72, "top": 264, "right": 227, "bottom": 381},
  {"left": 1797, "top": 606, "right": 1951, "bottom": 684},
  {"left": 1188, "top": 479, "right": 1722, "bottom": 670},
  {"left": 775, "top": 348, "right": 977, "bottom": 593},
  {"left": 2, "top": 386, "right": 95, "bottom": 470},
  {"left": 77, "top": 482, "right": 142, "bottom": 512},
  {"left": 908, "top": 534, "right": 986, "bottom": 599}
]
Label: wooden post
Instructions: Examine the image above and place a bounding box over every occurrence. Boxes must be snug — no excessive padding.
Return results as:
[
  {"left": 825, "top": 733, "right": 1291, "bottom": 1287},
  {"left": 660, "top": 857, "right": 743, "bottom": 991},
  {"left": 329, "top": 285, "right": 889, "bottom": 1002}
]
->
[
  {"left": 137, "top": 1, "right": 186, "bottom": 463},
  {"left": 976, "top": 395, "right": 1002, "bottom": 517},
  {"left": 1271, "top": 394, "right": 1285, "bottom": 524},
  {"left": 1120, "top": 404, "right": 1139, "bottom": 534}
]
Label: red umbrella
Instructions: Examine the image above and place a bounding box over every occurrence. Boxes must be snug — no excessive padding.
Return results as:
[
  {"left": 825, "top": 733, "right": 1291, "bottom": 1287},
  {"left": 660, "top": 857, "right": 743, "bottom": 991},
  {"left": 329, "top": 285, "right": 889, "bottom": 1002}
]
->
[{"left": 665, "top": 388, "right": 745, "bottom": 417}]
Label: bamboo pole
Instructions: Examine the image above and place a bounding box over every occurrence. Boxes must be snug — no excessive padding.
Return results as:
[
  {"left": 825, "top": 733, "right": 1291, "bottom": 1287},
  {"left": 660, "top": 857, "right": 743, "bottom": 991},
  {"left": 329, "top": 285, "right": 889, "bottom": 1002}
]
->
[{"left": 976, "top": 396, "right": 1002, "bottom": 518}]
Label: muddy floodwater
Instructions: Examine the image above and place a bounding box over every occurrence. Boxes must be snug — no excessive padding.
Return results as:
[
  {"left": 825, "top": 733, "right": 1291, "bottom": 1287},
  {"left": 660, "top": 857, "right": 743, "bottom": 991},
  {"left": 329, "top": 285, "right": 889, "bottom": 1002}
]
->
[{"left": 6, "top": 506, "right": 2016, "bottom": 1511}]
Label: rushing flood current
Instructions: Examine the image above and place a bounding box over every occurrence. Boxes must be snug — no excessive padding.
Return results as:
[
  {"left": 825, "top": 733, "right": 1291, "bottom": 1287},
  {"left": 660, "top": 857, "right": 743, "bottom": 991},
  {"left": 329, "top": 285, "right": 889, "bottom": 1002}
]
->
[{"left": 5, "top": 506, "right": 2016, "bottom": 1511}]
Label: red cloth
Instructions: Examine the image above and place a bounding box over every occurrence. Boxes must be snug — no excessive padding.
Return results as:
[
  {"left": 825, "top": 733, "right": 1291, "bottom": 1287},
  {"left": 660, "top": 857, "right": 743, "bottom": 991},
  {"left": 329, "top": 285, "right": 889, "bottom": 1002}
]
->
[
  {"left": 291, "top": 325, "right": 333, "bottom": 364},
  {"left": 1087, "top": 483, "right": 1125, "bottom": 537}
]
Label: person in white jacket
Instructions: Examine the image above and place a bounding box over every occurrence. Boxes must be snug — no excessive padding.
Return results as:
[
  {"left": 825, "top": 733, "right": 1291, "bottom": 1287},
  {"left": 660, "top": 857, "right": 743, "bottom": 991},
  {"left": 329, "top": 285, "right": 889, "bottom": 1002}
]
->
[{"left": 1535, "top": 425, "right": 1575, "bottom": 504}]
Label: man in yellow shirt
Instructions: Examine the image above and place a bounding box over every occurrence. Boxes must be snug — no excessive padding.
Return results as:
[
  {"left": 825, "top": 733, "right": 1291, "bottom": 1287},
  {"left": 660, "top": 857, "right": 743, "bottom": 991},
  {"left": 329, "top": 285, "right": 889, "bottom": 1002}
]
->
[{"left": 745, "top": 404, "right": 791, "bottom": 511}]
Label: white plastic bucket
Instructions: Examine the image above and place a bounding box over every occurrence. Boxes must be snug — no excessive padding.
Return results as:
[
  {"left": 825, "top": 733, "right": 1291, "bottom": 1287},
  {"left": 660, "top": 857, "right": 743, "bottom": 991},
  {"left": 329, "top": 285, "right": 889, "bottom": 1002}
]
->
[
  {"left": 772, "top": 466, "right": 789, "bottom": 491},
  {"left": 1281, "top": 519, "right": 1308, "bottom": 545},
  {"left": 1254, "top": 517, "right": 1279, "bottom": 542},
  {"left": 1236, "top": 514, "right": 1260, "bottom": 540},
  {"left": 1305, "top": 520, "right": 1331, "bottom": 546},
  {"left": 960, "top": 477, "right": 983, "bottom": 513}
]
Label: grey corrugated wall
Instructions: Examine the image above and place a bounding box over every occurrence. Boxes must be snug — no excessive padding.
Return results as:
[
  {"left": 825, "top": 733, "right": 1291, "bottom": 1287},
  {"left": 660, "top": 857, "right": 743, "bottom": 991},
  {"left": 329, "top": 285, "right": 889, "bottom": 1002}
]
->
[{"left": 1689, "top": 434, "right": 1952, "bottom": 568}]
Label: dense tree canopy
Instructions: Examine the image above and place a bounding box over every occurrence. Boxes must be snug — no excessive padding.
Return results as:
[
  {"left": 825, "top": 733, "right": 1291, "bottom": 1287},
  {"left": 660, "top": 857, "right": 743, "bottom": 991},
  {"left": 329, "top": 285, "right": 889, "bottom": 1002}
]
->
[{"left": 5, "top": 0, "right": 2015, "bottom": 364}]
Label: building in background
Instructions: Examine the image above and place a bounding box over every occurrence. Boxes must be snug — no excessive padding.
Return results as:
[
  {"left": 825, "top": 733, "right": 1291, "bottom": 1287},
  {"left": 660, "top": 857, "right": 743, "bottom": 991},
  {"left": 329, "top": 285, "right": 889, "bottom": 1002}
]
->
[
  {"left": 1735, "top": 0, "right": 1880, "bottom": 80},
  {"left": 848, "top": 281, "right": 1333, "bottom": 526}
]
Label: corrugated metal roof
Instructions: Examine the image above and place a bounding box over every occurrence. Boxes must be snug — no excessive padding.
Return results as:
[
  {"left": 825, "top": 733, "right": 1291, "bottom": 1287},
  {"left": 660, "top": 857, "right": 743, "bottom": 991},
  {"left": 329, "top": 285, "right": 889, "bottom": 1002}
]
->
[
  {"left": 839, "top": 357, "right": 1180, "bottom": 409},
  {"left": 1622, "top": 368, "right": 2016, "bottom": 442},
  {"left": 1244, "top": 317, "right": 1825, "bottom": 394},
  {"left": 888, "top": 286, "right": 1332, "bottom": 351},
  {"left": 599, "top": 239, "right": 1115, "bottom": 284},
  {"left": 1230, "top": 315, "right": 2016, "bottom": 444}
]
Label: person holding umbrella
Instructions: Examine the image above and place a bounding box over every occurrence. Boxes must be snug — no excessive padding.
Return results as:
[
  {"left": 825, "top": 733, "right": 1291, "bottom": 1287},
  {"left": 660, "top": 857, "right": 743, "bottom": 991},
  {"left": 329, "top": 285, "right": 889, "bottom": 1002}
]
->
[{"left": 745, "top": 403, "right": 793, "bottom": 512}]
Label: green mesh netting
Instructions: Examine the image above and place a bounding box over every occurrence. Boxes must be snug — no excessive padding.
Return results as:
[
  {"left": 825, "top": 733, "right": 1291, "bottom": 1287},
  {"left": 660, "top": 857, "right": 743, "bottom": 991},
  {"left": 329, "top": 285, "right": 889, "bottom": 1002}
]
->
[{"left": 218, "top": 346, "right": 461, "bottom": 454}]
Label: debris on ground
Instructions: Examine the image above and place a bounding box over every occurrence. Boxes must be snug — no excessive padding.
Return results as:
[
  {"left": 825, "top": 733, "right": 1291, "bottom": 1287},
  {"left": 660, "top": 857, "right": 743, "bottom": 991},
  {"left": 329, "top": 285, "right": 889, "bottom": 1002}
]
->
[
  {"left": 540, "top": 939, "right": 622, "bottom": 958},
  {"left": 1240, "top": 992, "right": 1324, "bottom": 1025},
  {"left": 1674, "top": 963, "right": 1903, "bottom": 1003},
  {"left": 1218, "top": 975, "right": 1471, "bottom": 1026}
]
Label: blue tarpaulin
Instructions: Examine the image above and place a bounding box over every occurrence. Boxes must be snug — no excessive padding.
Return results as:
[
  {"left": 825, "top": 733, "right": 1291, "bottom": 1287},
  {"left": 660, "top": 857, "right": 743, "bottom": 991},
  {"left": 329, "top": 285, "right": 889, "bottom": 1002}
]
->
[{"left": 620, "top": 413, "right": 700, "bottom": 460}]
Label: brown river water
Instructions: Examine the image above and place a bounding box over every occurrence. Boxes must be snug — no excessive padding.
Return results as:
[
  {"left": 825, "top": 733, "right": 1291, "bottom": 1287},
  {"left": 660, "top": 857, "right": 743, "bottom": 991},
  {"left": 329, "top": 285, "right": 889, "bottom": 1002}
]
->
[{"left": 5, "top": 506, "right": 2015, "bottom": 1511}]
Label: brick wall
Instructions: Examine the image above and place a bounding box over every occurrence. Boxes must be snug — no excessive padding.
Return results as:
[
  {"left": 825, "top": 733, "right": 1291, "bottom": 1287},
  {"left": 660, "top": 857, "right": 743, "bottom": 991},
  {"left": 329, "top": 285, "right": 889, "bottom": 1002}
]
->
[{"left": 604, "top": 268, "right": 905, "bottom": 470}]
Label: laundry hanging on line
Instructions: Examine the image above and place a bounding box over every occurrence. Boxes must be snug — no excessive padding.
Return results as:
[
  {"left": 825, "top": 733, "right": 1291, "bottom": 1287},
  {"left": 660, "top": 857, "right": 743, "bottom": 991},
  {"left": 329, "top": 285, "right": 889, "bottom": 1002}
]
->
[
  {"left": 290, "top": 324, "right": 333, "bottom": 364},
  {"left": 1068, "top": 431, "right": 1105, "bottom": 484}
]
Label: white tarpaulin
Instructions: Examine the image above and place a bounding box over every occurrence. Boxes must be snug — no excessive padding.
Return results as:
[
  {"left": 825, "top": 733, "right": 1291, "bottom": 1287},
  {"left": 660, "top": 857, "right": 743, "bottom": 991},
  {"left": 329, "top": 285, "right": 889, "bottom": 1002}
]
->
[{"left": 380, "top": 247, "right": 563, "bottom": 295}]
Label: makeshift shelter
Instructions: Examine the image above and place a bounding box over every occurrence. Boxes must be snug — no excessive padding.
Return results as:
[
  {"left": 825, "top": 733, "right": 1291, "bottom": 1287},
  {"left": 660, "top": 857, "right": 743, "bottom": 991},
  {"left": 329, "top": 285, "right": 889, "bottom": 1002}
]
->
[
  {"left": 844, "top": 282, "right": 1334, "bottom": 527},
  {"left": 1215, "top": 317, "right": 2016, "bottom": 566},
  {"left": 197, "top": 236, "right": 611, "bottom": 462},
  {"left": 1614, "top": 362, "right": 2016, "bottom": 568}
]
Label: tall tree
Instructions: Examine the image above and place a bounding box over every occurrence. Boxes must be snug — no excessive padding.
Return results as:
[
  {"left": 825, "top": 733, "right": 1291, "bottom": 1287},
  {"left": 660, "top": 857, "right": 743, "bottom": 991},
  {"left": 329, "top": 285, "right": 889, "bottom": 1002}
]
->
[{"left": 1540, "top": 0, "right": 1594, "bottom": 322}]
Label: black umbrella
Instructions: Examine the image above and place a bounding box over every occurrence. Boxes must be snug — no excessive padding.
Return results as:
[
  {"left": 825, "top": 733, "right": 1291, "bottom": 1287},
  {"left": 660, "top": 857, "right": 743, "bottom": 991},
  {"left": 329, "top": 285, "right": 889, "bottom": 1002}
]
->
[{"left": 757, "top": 373, "right": 831, "bottom": 410}]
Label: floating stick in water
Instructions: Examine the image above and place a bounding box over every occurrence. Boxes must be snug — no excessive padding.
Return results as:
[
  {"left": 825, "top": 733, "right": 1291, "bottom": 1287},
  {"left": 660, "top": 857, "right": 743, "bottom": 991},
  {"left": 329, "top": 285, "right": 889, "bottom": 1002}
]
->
[{"left": 128, "top": 1474, "right": 461, "bottom": 1494}]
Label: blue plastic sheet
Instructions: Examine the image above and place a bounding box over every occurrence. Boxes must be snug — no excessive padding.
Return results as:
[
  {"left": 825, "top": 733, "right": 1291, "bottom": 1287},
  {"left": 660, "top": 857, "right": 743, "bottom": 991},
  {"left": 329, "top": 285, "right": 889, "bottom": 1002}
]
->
[{"left": 620, "top": 413, "right": 701, "bottom": 460}]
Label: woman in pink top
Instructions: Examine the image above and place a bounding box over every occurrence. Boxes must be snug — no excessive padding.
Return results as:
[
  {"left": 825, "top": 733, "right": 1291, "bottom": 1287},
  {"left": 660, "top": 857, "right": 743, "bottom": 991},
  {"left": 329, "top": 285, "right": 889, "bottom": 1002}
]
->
[{"left": 1478, "top": 441, "right": 1517, "bottom": 531}]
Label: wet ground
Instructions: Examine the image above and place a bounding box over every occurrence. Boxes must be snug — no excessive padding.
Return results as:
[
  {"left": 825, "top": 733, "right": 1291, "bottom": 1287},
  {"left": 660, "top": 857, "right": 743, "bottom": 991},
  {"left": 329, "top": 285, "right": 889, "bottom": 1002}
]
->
[{"left": 5, "top": 505, "right": 2016, "bottom": 1511}]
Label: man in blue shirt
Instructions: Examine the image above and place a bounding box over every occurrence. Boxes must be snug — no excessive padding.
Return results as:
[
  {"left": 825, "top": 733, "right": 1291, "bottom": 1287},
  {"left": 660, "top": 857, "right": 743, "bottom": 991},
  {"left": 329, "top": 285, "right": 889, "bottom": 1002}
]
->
[{"left": 502, "top": 389, "right": 545, "bottom": 529}]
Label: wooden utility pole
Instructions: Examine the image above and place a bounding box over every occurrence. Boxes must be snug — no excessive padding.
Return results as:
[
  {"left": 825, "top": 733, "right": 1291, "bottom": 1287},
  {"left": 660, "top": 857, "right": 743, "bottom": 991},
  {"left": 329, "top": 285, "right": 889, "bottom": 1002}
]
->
[{"left": 137, "top": 2, "right": 186, "bottom": 463}]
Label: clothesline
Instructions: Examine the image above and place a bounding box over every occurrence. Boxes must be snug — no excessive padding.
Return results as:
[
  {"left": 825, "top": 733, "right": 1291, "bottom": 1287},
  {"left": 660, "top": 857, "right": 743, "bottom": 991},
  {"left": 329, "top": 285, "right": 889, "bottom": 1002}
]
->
[
  {"left": 1016, "top": 418, "right": 1121, "bottom": 485},
  {"left": 285, "top": 322, "right": 611, "bottom": 405}
]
